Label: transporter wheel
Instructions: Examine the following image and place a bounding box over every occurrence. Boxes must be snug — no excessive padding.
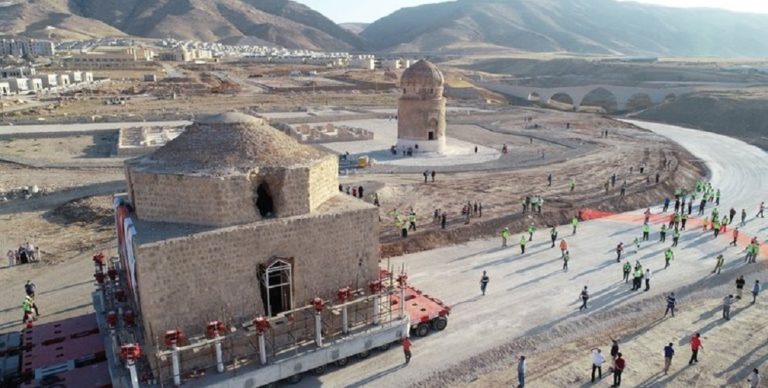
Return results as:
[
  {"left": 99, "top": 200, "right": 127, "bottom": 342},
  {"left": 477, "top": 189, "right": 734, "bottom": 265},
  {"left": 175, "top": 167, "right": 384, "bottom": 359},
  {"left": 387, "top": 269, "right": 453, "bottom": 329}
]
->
[
  {"left": 358, "top": 349, "right": 370, "bottom": 359},
  {"left": 378, "top": 342, "right": 392, "bottom": 351},
  {"left": 286, "top": 373, "right": 303, "bottom": 384},
  {"left": 415, "top": 323, "right": 430, "bottom": 337},
  {"left": 336, "top": 357, "right": 349, "bottom": 367},
  {"left": 432, "top": 316, "right": 448, "bottom": 331},
  {"left": 313, "top": 365, "right": 326, "bottom": 375}
]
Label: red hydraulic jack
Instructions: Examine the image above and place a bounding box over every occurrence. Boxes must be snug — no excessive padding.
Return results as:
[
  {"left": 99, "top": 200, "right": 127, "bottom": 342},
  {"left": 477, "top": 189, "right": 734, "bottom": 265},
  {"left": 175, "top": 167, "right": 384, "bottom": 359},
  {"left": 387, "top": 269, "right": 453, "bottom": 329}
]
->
[
  {"left": 337, "top": 287, "right": 352, "bottom": 334},
  {"left": 311, "top": 297, "right": 325, "bottom": 346},
  {"left": 164, "top": 329, "right": 186, "bottom": 386},
  {"left": 206, "top": 321, "right": 227, "bottom": 373},
  {"left": 120, "top": 343, "right": 142, "bottom": 388},
  {"left": 253, "top": 317, "right": 270, "bottom": 365}
]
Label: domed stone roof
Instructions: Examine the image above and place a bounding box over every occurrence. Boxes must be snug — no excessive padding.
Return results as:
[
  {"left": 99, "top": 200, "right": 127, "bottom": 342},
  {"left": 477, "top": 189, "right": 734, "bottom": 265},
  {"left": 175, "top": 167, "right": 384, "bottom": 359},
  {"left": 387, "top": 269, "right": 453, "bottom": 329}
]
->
[
  {"left": 401, "top": 60, "right": 444, "bottom": 87},
  {"left": 134, "top": 112, "right": 326, "bottom": 174}
]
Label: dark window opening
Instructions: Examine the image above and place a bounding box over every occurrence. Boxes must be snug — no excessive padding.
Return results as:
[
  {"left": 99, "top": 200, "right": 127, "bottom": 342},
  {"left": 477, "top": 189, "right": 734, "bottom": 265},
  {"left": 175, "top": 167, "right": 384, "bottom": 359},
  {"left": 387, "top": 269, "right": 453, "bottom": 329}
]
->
[
  {"left": 256, "top": 183, "right": 275, "bottom": 218},
  {"left": 259, "top": 260, "right": 292, "bottom": 317},
  {"left": 428, "top": 131, "right": 435, "bottom": 140}
]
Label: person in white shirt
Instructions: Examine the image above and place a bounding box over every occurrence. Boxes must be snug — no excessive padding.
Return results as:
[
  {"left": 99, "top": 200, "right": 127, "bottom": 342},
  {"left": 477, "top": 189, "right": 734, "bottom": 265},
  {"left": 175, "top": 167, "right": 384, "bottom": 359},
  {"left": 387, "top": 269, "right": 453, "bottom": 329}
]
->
[
  {"left": 591, "top": 348, "right": 605, "bottom": 382},
  {"left": 748, "top": 368, "right": 760, "bottom": 388},
  {"left": 7, "top": 250, "right": 15, "bottom": 267}
]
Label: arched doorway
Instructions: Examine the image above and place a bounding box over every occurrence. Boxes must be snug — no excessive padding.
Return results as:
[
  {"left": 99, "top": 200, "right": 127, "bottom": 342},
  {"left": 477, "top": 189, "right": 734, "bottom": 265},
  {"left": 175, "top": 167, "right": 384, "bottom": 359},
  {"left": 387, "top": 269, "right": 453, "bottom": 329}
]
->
[
  {"left": 256, "top": 183, "right": 275, "bottom": 218},
  {"left": 548, "top": 92, "right": 575, "bottom": 110},
  {"left": 259, "top": 258, "right": 293, "bottom": 317}
]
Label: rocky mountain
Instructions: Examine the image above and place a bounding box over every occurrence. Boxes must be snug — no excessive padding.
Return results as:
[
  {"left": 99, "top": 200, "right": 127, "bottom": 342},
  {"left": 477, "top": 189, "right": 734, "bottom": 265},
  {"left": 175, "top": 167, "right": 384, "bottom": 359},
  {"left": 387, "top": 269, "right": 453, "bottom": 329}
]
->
[
  {"left": 339, "top": 23, "right": 369, "bottom": 34},
  {"left": 0, "top": 0, "right": 364, "bottom": 50},
  {"left": 361, "top": 0, "right": 768, "bottom": 57}
]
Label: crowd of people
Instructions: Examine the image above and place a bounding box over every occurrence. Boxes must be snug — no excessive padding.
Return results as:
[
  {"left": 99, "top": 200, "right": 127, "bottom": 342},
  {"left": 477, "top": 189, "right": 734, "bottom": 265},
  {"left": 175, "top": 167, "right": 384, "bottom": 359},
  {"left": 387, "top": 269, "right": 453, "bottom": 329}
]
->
[
  {"left": 6, "top": 242, "right": 39, "bottom": 267},
  {"left": 478, "top": 175, "right": 765, "bottom": 387}
]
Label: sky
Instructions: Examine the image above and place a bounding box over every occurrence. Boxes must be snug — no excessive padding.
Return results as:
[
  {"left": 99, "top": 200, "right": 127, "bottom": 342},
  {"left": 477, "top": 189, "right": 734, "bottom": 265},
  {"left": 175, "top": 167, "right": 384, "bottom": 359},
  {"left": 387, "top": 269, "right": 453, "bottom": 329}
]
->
[{"left": 298, "top": 0, "right": 768, "bottom": 23}]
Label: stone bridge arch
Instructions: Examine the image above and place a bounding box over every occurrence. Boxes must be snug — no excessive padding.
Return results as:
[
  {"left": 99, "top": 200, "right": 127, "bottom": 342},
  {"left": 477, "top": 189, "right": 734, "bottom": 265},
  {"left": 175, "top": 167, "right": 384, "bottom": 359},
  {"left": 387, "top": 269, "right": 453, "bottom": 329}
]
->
[
  {"left": 580, "top": 87, "right": 619, "bottom": 112},
  {"left": 548, "top": 92, "right": 576, "bottom": 110},
  {"left": 625, "top": 93, "right": 653, "bottom": 111}
]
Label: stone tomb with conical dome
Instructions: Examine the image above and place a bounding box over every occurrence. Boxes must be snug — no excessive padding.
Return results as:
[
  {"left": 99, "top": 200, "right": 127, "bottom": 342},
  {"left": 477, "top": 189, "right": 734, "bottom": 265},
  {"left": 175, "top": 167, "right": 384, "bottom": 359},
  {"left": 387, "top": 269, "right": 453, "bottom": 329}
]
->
[
  {"left": 397, "top": 60, "right": 447, "bottom": 153},
  {"left": 123, "top": 112, "right": 379, "bottom": 359}
]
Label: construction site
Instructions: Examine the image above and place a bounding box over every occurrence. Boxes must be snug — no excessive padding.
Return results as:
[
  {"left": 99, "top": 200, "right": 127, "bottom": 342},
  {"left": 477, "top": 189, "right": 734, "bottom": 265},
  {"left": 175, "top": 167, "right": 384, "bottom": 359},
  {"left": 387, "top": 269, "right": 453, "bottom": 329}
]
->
[{"left": 0, "top": 55, "right": 766, "bottom": 388}]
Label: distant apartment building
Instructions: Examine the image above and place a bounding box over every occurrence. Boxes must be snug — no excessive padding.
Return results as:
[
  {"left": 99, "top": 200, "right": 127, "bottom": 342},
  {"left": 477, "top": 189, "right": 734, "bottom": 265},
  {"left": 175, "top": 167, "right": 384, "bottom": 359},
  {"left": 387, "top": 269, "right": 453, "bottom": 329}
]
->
[
  {"left": 1, "top": 66, "right": 35, "bottom": 78},
  {"left": 6, "top": 78, "right": 29, "bottom": 94},
  {"left": 40, "top": 74, "right": 57, "bottom": 88},
  {"left": 0, "top": 81, "right": 10, "bottom": 96},
  {"left": 27, "top": 78, "right": 44, "bottom": 92},
  {"left": 349, "top": 55, "right": 375, "bottom": 70},
  {"left": 158, "top": 47, "right": 213, "bottom": 62},
  {"left": 63, "top": 46, "right": 155, "bottom": 69},
  {"left": 0, "top": 38, "right": 56, "bottom": 57}
]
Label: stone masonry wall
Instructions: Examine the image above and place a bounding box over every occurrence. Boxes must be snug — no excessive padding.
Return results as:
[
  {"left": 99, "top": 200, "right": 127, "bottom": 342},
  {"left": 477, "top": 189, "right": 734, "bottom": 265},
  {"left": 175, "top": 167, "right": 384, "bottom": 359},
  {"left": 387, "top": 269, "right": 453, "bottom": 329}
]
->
[
  {"left": 308, "top": 155, "right": 339, "bottom": 211},
  {"left": 397, "top": 97, "right": 447, "bottom": 141},
  {"left": 134, "top": 199, "right": 379, "bottom": 349},
  {"left": 127, "top": 170, "right": 261, "bottom": 227}
]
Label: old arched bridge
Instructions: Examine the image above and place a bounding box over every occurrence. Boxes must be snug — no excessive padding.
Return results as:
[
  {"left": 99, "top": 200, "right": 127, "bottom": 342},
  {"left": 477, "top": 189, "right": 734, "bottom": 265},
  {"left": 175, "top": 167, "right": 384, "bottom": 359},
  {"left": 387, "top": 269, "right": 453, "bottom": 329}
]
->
[{"left": 476, "top": 81, "right": 696, "bottom": 111}]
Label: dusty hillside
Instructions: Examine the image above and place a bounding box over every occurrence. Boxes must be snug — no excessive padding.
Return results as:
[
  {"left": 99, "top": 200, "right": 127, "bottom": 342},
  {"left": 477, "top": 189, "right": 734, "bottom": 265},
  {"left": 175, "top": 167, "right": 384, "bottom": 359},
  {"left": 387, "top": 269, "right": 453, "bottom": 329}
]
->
[
  {"left": 0, "top": 0, "right": 363, "bottom": 50},
  {"left": 636, "top": 90, "right": 768, "bottom": 151},
  {"left": 362, "top": 0, "right": 768, "bottom": 57}
]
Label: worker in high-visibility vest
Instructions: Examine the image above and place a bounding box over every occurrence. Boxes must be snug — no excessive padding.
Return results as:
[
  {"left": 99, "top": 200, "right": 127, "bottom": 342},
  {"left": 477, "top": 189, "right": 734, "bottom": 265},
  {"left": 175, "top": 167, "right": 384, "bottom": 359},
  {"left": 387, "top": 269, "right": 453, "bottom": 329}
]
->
[
  {"left": 520, "top": 235, "right": 528, "bottom": 254},
  {"left": 501, "top": 227, "right": 511, "bottom": 248},
  {"left": 408, "top": 211, "right": 417, "bottom": 231},
  {"left": 527, "top": 223, "right": 536, "bottom": 241},
  {"left": 572, "top": 216, "right": 579, "bottom": 235}
]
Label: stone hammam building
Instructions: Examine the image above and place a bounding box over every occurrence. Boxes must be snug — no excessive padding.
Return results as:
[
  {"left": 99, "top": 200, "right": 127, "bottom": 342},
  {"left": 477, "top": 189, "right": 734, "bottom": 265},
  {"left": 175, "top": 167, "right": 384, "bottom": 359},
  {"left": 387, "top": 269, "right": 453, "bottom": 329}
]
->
[
  {"left": 397, "top": 60, "right": 447, "bottom": 153},
  {"left": 123, "top": 112, "right": 379, "bottom": 347}
]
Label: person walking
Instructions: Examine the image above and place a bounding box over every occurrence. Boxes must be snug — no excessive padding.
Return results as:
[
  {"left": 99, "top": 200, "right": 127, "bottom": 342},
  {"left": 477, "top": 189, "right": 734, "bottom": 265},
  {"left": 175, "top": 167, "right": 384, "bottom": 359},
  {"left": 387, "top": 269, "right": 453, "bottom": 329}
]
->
[
  {"left": 642, "top": 223, "right": 650, "bottom": 241},
  {"left": 24, "top": 280, "right": 36, "bottom": 298},
  {"left": 591, "top": 348, "right": 605, "bottom": 382},
  {"left": 501, "top": 227, "right": 511, "bottom": 248},
  {"left": 423, "top": 170, "right": 429, "bottom": 183},
  {"left": 730, "top": 228, "right": 739, "bottom": 246},
  {"left": 665, "top": 292, "right": 676, "bottom": 317},
  {"left": 659, "top": 224, "right": 667, "bottom": 242},
  {"left": 757, "top": 201, "right": 765, "bottom": 218},
  {"left": 748, "top": 369, "right": 760, "bottom": 388},
  {"left": 402, "top": 336, "right": 413, "bottom": 364},
  {"left": 616, "top": 242, "right": 624, "bottom": 262},
  {"left": 741, "top": 208, "right": 747, "bottom": 226},
  {"left": 645, "top": 269, "right": 652, "bottom": 291},
  {"left": 550, "top": 226, "right": 558, "bottom": 248},
  {"left": 622, "top": 261, "right": 631, "bottom": 283},
  {"left": 440, "top": 213, "right": 447, "bottom": 229},
  {"left": 723, "top": 294, "right": 733, "bottom": 320},
  {"left": 527, "top": 223, "right": 535, "bottom": 241},
  {"left": 663, "top": 343, "right": 675, "bottom": 375},
  {"left": 688, "top": 333, "right": 702, "bottom": 365},
  {"left": 752, "top": 280, "right": 760, "bottom": 304},
  {"left": 572, "top": 216, "right": 579, "bottom": 235},
  {"left": 681, "top": 212, "right": 688, "bottom": 230},
  {"left": 711, "top": 254, "right": 725, "bottom": 274},
  {"left": 613, "top": 353, "right": 625, "bottom": 387},
  {"left": 563, "top": 251, "right": 570, "bottom": 272},
  {"left": 610, "top": 339, "right": 620, "bottom": 361},
  {"left": 664, "top": 249, "right": 674, "bottom": 269},
  {"left": 520, "top": 235, "right": 528, "bottom": 254},
  {"left": 480, "top": 271, "right": 490, "bottom": 296},
  {"left": 579, "top": 286, "right": 590, "bottom": 311},
  {"left": 736, "top": 275, "right": 746, "bottom": 299},
  {"left": 560, "top": 239, "right": 568, "bottom": 258},
  {"left": 632, "top": 268, "right": 643, "bottom": 291},
  {"left": 672, "top": 228, "right": 680, "bottom": 247},
  {"left": 517, "top": 355, "right": 526, "bottom": 388},
  {"left": 548, "top": 173, "right": 552, "bottom": 186},
  {"left": 431, "top": 170, "right": 436, "bottom": 183},
  {"left": 408, "top": 211, "right": 417, "bottom": 232}
]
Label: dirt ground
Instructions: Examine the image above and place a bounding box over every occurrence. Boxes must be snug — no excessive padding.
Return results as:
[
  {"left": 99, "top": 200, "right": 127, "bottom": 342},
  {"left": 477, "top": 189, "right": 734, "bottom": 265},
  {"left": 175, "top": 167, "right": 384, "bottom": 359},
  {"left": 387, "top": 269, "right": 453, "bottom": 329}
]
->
[{"left": 468, "top": 269, "right": 768, "bottom": 388}]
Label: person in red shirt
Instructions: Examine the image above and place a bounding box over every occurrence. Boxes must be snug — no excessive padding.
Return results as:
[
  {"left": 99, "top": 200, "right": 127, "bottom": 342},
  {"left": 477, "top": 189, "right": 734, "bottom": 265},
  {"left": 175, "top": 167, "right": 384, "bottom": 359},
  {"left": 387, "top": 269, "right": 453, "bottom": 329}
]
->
[
  {"left": 402, "top": 337, "right": 412, "bottom": 365},
  {"left": 613, "top": 352, "right": 625, "bottom": 386},
  {"left": 689, "top": 333, "right": 702, "bottom": 365}
]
